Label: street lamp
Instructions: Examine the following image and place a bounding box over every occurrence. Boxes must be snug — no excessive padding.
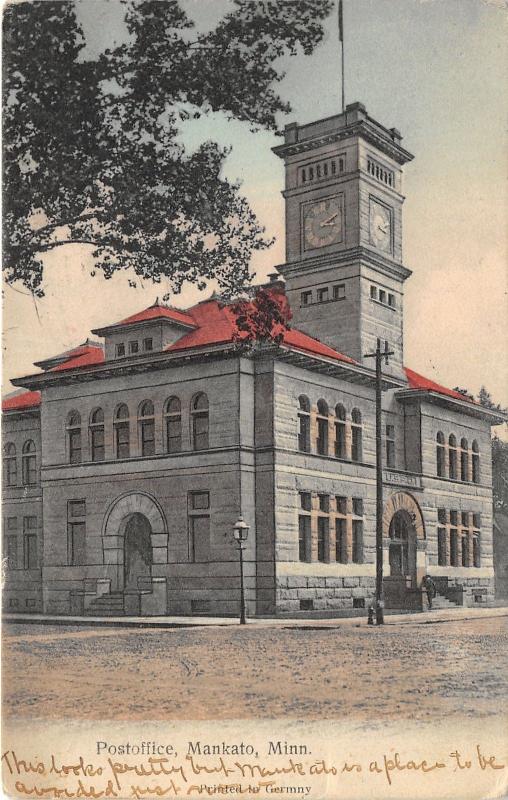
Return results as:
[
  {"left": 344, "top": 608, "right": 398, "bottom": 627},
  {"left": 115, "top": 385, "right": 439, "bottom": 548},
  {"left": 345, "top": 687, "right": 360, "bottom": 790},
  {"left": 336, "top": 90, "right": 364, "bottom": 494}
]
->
[{"left": 233, "top": 516, "right": 250, "bottom": 625}]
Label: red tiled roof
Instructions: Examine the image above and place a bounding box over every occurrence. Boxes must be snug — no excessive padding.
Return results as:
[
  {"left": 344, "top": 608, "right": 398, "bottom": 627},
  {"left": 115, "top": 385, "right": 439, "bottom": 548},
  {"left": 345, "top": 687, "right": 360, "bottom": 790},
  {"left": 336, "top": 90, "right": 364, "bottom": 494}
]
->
[
  {"left": 167, "top": 299, "right": 356, "bottom": 365},
  {"left": 99, "top": 304, "right": 197, "bottom": 330},
  {"left": 2, "top": 390, "right": 41, "bottom": 412},
  {"left": 50, "top": 347, "right": 105, "bottom": 372},
  {"left": 404, "top": 367, "right": 472, "bottom": 402}
]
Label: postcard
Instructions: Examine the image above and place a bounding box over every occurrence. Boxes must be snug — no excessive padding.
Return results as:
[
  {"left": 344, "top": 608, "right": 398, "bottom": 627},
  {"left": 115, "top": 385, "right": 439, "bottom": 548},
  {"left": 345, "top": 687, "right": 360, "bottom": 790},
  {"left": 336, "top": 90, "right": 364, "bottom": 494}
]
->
[{"left": 2, "top": 1, "right": 507, "bottom": 799}]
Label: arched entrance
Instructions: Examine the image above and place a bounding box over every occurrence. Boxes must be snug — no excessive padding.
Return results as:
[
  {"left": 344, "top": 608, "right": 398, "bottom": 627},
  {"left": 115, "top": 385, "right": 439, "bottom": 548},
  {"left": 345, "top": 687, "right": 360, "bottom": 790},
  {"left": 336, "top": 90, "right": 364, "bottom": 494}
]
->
[
  {"left": 388, "top": 510, "right": 416, "bottom": 581},
  {"left": 102, "top": 492, "right": 168, "bottom": 591},
  {"left": 123, "top": 513, "right": 153, "bottom": 590},
  {"left": 383, "top": 492, "right": 426, "bottom": 605}
]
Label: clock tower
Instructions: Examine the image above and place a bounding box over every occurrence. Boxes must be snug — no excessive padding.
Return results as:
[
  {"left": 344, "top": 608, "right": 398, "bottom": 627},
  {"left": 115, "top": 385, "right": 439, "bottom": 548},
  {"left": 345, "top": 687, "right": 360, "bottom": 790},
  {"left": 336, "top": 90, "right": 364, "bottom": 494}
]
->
[{"left": 273, "top": 101, "right": 413, "bottom": 380}]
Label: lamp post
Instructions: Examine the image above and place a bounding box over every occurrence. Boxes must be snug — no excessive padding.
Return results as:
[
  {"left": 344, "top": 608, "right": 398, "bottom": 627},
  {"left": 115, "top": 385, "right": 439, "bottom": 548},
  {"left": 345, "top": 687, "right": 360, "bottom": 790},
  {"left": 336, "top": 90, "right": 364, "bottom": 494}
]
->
[
  {"left": 233, "top": 516, "right": 250, "bottom": 625},
  {"left": 364, "top": 338, "right": 393, "bottom": 625}
]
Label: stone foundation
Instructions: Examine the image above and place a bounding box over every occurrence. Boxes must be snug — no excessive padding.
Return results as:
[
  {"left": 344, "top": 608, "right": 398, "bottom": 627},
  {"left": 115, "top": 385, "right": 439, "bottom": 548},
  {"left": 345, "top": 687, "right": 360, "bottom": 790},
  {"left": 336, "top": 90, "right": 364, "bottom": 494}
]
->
[{"left": 275, "top": 575, "right": 376, "bottom": 614}]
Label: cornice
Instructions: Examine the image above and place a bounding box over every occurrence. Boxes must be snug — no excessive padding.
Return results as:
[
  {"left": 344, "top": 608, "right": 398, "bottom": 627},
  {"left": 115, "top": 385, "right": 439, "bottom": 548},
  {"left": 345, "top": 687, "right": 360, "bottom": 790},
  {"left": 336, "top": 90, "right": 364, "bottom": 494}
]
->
[
  {"left": 396, "top": 389, "right": 508, "bottom": 426},
  {"left": 272, "top": 120, "right": 413, "bottom": 166},
  {"left": 277, "top": 246, "right": 412, "bottom": 283}
]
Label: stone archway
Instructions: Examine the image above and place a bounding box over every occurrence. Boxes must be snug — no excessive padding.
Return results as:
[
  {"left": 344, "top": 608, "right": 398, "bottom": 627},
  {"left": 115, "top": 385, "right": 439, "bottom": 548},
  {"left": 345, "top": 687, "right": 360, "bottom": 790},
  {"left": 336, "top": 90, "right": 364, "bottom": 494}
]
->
[
  {"left": 102, "top": 492, "right": 168, "bottom": 591},
  {"left": 383, "top": 492, "right": 426, "bottom": 595},
  {"left": 383, "top": 491, "right": 425, "bottom": 540}
]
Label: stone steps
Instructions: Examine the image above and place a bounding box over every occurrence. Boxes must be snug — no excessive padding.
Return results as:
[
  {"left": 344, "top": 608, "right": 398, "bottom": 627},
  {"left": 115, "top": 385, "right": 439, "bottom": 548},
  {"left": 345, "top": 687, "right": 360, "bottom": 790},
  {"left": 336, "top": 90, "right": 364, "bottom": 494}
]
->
[{"left": 86, "top": 591, "right": 125, "bottom": 616}]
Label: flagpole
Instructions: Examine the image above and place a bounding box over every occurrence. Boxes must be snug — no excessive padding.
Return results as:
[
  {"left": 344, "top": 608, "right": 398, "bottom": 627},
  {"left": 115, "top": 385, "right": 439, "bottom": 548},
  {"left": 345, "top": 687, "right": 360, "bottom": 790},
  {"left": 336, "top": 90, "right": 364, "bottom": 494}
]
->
[{"left": 338, "top": 0, "right": 345, "bottom": 113}]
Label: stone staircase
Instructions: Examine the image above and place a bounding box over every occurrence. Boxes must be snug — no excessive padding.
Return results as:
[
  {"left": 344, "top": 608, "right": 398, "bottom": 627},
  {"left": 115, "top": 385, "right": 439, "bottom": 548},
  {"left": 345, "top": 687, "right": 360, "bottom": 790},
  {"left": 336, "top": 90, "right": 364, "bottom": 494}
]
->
[
  {"left": 431, "top": 591, "right": 461, "bottom": 610},
  {"left": 85, "top": 591, "right": 125, "bottom": 616}
]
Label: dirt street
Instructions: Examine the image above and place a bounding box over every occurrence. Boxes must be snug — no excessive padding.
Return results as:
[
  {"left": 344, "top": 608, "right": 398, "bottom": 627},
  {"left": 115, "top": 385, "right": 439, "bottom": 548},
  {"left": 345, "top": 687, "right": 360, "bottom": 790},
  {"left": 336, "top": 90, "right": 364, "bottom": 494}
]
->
[{"left": 2, "top": 616, "right": 507, "bottom": 722}]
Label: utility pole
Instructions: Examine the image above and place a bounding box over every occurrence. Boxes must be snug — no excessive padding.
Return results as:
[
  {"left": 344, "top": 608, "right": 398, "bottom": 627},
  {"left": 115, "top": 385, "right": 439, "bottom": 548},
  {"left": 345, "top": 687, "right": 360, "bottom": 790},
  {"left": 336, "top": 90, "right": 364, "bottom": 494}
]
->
[{"left": 364, "top": 338, "right": 394, "bottom": 625}]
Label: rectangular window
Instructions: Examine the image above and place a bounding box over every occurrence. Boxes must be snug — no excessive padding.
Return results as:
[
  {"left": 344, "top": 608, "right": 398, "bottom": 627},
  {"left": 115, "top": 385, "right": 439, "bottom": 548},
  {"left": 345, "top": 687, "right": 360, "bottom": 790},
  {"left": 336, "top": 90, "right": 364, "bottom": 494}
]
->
[
  {"left": 300, "top": 492, "right": 311, "bottom": 512},
  {"left": 67, "top": 501, "right": 86, "bottom": 566},
  {"left": 189, "top": 516, "right": 210, "bottom": 562},
  {"left": 473, "top": 535, "right": 481, "bottom": 568},
  {"left": 473, "top": 512, "right": 481, "bottom": 529},
  {"left": 379, "top": 290, "right": 386, "bottom": 304},
  {"left": 352, "top": 498, "right": 363, "bottom": 517},
  {"left": 317, "top": 287, "right": 329, "bottom": 303},
  {"left": 460, "top": 450, "right": 468, "bottom": 482},
  {"left": 298, "top": 515, "right": 311, "bottom": 562},
  {"left": 388, "top": 294, "right": 395, "bottom": 307},
  {"left": 129, "top": 341, "right": 139, "bottom": 355},
  {"left": 352, "top": 498, "right": 363, "bottom": 563},
  {"left": 333, "top": 284, "right": 345, "bottom": 300},
  {"left": 69, "top": 428, "right": 82, "bottom": 464},
  {"left": 437, "top": 508, "right": 447, "bottom": 525},
  {"left": 143, "top": 338, "right": 153, "bottom": 352},
  {"left": 23, "top": 517, "right": 37, "bottom": 569},
  {"left": 352, "top": 520, "right": 363, "bottom": 564},
  {"left": 115, "top": 343, "right": 125, "bottom": 357},
  {"left": 450, "top": 510, "right": 458, "bottom": 527},
  {"left": 461, "top": 535, "right": 469, "bottom": 567},
  {"left": 91, "top": 427, "right": 105, "bottom": 462},
  {"left": 450, "top": 528, "right": 458, "bottom": 567},
  {"left": 370, "top": 286, "right": 377, "bottom": 300},
  {"left": 351, "top": 427, "right": 362, "bottom": 462},
  {"left": 116, "top": 422, "right": 130, "bottom": 459},
  {"left": 334, "top": 420, "right": 346, "bottom": 458},
  {"left": 166, "top": 417, "right": 182, "bottom": 453},
  {"left": 317, "top": 418, "right": 328, "bottom": 455},
  {"left": 188, "top": 492, "right": 211, "bottom": 562},
  {"left": 190, "top": 492, "right": 210, "bottom": 511},
  {"left": 301, "top": 291, "right": 312, "bottom": 306},
  {"left": 336, "top": 496, "right": 347, "bottom": 515},
  {"left": 385, "top": 424, "right": 395, "bottom": 468},
  {"left": 317, "top": 516, "right": 328, "bottom": 562},
  {"left": 298, "top": 414, "right": 310, "bottom": 453},
  {"left": 141, "top": 420, "right": 155, "bottom": 457},
  {"left": 318, "top": 494, "right": 329, "bottom": 513},
  {"left": 461, "top": 511, "right": 469, "bottom": 527},
  {"left": 4, "top": 526, "right": 18, "bottom": 570},
  {"left": 335, "top": 517, "right": 347, "bottom": 563},
  {"left": 437, "top": 527, "right": 446, "bottom": 566}
]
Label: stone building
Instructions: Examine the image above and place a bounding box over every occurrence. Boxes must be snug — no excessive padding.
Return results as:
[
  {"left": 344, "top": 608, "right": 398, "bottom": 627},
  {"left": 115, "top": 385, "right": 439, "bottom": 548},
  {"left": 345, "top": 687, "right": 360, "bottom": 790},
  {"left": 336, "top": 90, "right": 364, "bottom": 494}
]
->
[{"left": 3, "top": 102, "right": 505, "bottom": 617}]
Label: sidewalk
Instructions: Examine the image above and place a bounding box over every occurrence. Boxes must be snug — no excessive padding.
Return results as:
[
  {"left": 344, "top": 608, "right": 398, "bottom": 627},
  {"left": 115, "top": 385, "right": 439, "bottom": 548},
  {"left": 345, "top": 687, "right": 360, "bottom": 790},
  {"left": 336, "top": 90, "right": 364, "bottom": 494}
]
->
[{"left": 3, "top": 605, "right": 508, "bottom": 630}]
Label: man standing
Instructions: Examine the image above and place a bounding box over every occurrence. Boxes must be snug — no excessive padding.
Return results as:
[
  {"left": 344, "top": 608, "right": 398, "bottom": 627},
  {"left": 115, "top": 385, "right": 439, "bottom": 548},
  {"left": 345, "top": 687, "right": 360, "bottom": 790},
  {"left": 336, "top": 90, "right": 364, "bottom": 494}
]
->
[{"left": 422, "top": 575, "right": 436, "bottom": 609}]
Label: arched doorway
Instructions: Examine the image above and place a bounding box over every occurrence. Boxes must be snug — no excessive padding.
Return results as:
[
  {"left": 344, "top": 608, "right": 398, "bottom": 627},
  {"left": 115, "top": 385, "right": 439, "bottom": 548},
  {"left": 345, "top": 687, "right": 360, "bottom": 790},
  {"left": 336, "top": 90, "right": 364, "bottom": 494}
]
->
[
  {"left": 102, "top": 491, "right": 168, "bottom": 592},
  {"left": 388, "top": 510, "right": 416, "bottom": 581},
  {"left": 123, "top": 513, "right": 153, "bottom": 590}
]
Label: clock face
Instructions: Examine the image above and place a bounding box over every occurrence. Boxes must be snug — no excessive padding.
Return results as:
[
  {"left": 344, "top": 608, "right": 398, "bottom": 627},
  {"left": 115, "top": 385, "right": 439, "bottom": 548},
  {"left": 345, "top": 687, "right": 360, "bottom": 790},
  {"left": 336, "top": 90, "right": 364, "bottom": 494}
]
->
[
  {"left": 369, "top": 200, "right": 392, "bottom": 253},
  {"left": 303, "top": 196, "right": 343, "bottom": 251}
]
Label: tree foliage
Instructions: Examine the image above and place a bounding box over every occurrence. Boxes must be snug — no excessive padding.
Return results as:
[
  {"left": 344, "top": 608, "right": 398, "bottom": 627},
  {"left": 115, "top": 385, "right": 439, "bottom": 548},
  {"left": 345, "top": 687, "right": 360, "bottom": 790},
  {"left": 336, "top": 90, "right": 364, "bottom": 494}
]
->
[
  {"left": 230, "top": 284, "right": 292, "bottom": 346},
  {"left": 3, "top": 0, "right": 333, "bottom": 297}
]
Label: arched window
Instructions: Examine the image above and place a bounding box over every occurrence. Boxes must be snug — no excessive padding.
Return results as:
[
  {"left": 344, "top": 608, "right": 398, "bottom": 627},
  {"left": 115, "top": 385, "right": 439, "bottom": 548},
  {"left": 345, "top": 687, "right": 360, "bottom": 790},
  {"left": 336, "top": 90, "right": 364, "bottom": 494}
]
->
[
  {"left": 297, "top": 396, "right": 311, "bottom": 453},
  {"left": 448, "top": 434, "right": 457, "bottom": 480},
  {"left": 138, "top": 401, "right": 155, "bottom": 457},
  {"left": 460, "top": 438, "right": 469, "bottom": 482},
  {"left": 472, "top": 440, "right": 480, "bottom": 484},
  {"left": 22, "top": 440, "right": 37, "bottom": 485},
  {"left": 165, "top": 397, "right": 182, "bottom": 453},
  {"left": 436, "top": 432, "right": 446, "bottom": 477},
  {"left": 334, "top": 404, "right": 346, "bottom": 459},
  {"left": 351, "top": 409, "right": 363, "bottom": 462},
  {"left": 89, "top": 409, "right": 105, "bottom": 462},
  {"left": 3, "top": 443, "right": 17, "bottom": 486},
  {"left": 191, "top": 393, "right": 209, "bottom": 451},
  {"left": 316, "top": 400, "right": 328, "bottom": 456},
  {"left": 114, "top": 404, "right": 130, "bottom": 459},
  {"left": 67, "top": 411, "right": 82, "bottom": 464}
]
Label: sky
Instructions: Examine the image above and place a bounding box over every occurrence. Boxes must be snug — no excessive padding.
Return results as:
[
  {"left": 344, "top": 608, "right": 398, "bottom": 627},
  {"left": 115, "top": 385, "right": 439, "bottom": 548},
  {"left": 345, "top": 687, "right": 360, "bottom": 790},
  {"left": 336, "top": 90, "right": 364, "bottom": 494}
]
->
[{"left": 3, "top": 0, "right": 507, "bottom": 415}]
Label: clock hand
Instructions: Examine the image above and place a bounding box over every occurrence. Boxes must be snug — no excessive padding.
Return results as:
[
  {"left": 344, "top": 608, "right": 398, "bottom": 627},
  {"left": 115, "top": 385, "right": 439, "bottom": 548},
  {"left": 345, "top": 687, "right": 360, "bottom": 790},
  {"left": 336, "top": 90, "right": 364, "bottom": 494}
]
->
[
  {"left": 321, "top": 213, "right": 339, "bottom": 226},
  {"left": 377, "top": 222, "right": 388, "bottom": 233}
]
